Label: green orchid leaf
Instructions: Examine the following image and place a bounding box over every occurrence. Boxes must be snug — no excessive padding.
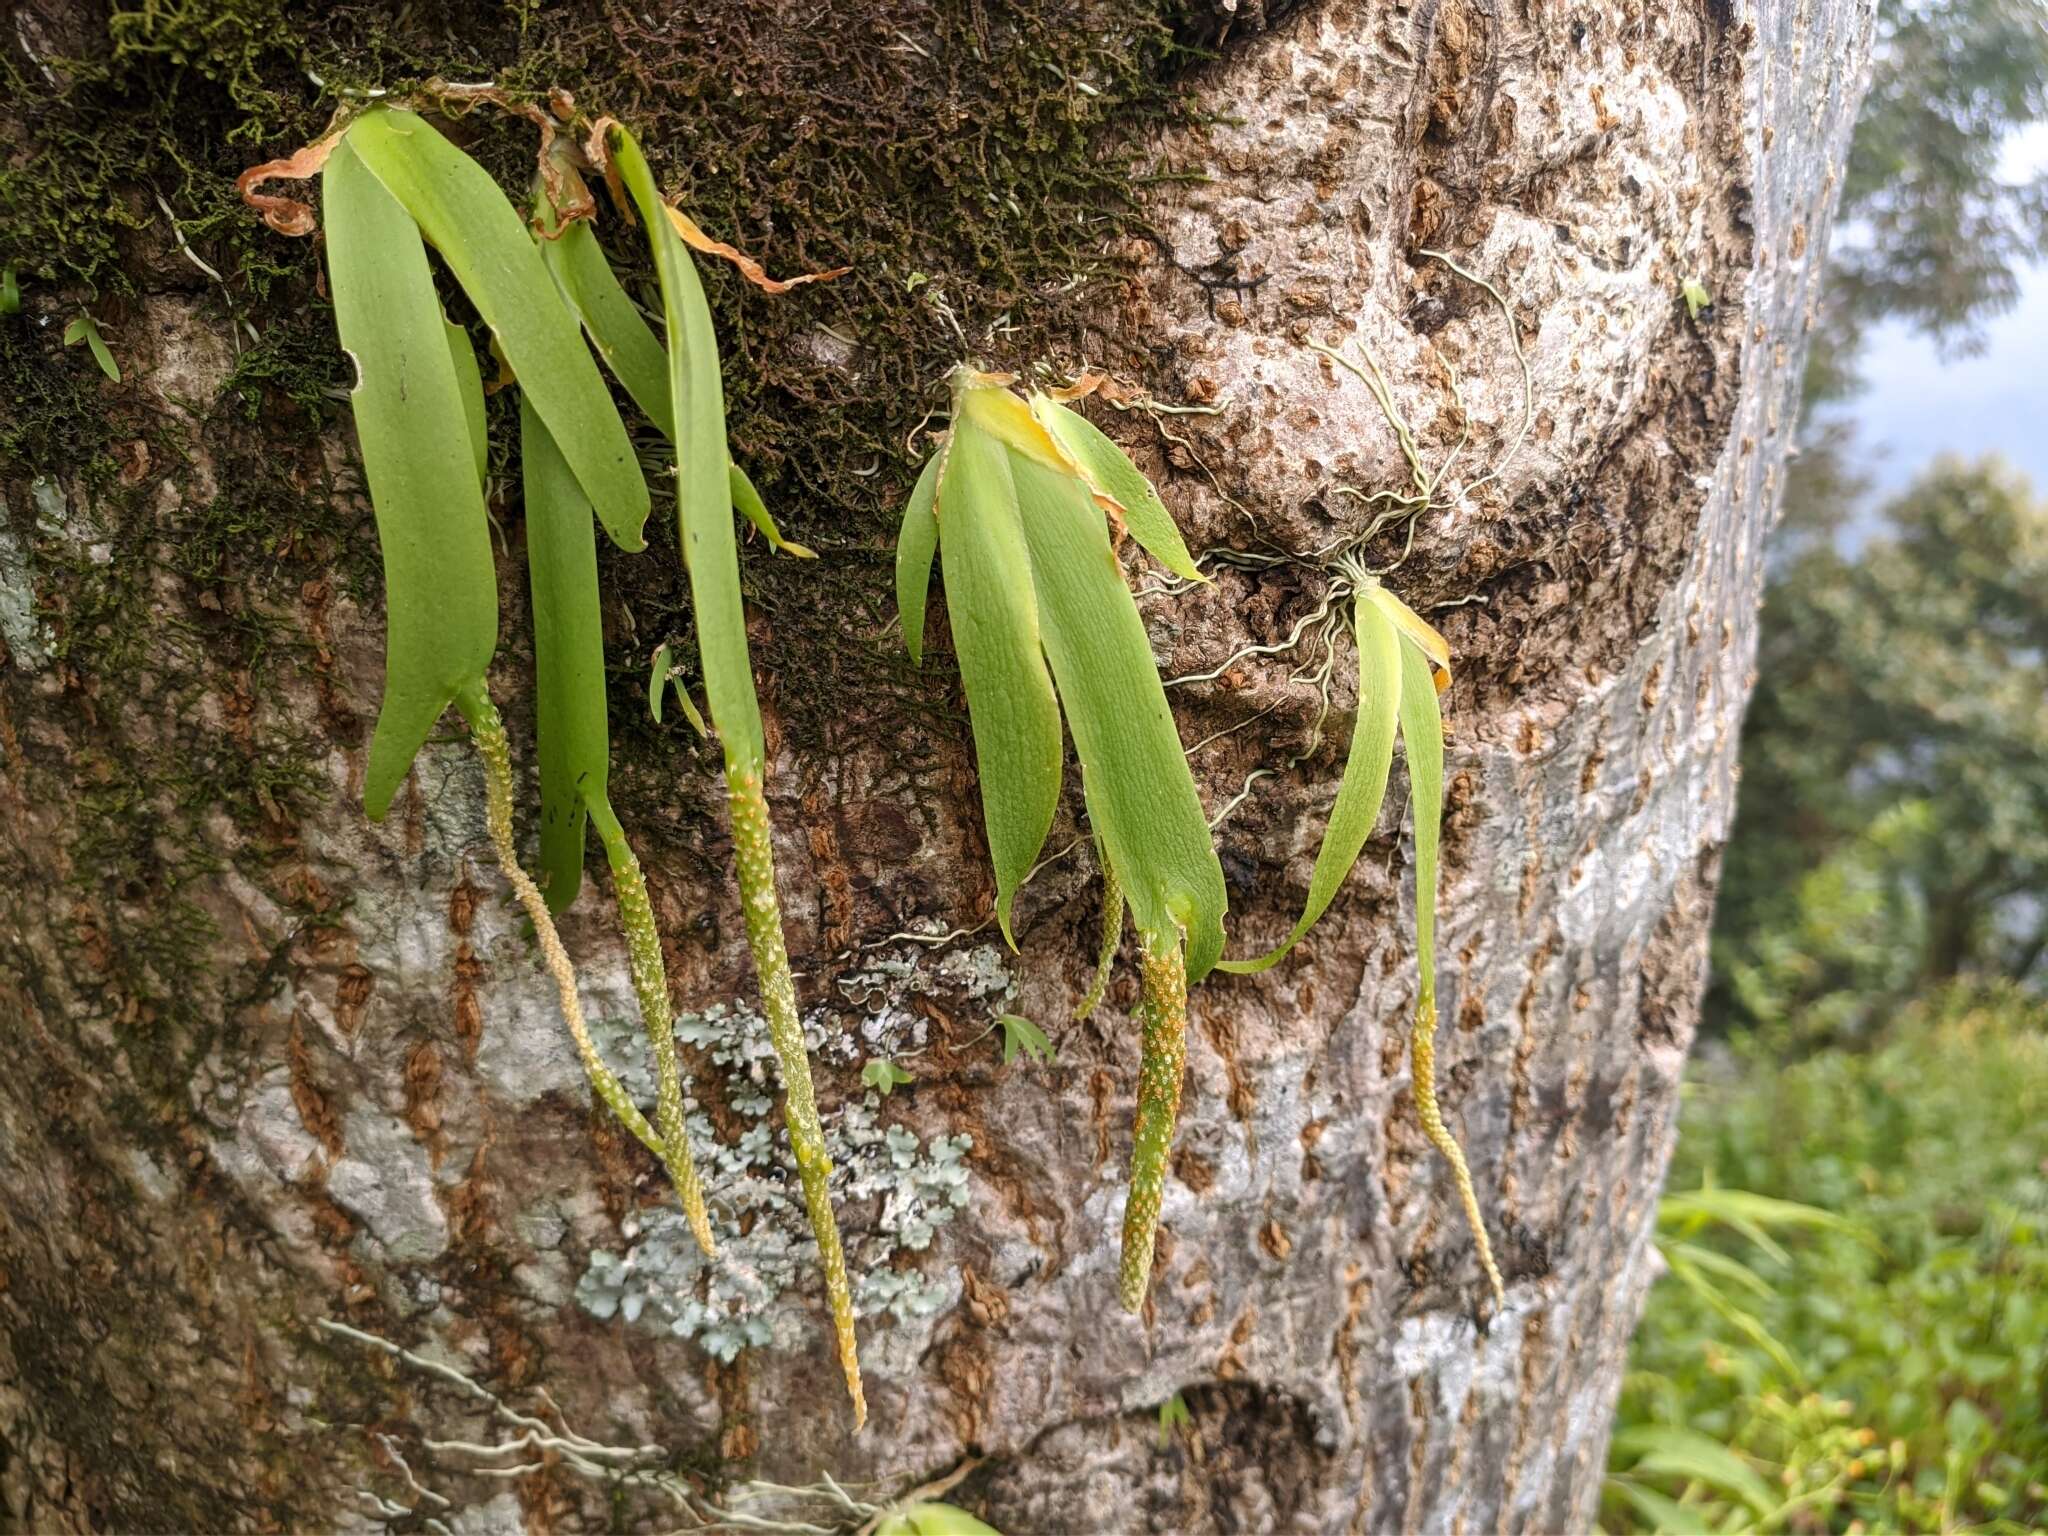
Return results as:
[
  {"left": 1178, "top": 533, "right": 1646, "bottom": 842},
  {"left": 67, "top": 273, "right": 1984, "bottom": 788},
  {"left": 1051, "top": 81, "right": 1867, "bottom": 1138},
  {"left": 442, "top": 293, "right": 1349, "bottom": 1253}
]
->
[
  {"left": 999, "top": 1013, "right": 1052, "bottom": 1067},
  {"left": 1157, "top": 1391, "right": 1193, "bottom": 1448},
  {"left": 607, "top": 123, "right": 764, "bottom": 775},
  {"left": 1397, "top": 635, "right": 1444, "bottom": 1019},
  {"left": 343, "top": 106, "right": 649, "bottom": 552},
  {"left": 444, "top": 317, "right": 487, "bottom": 487},
  {"left": 1366, "top": 581, "right": 1452, "bottom": 691},
  {"left": 903, "top": 1503, "right": 1004, "bottom": 1536},
  {"left": 895, "top": 448, "right": 943, "bottom": 664},
  {"left": 538, "top": 212, "right": 672, "bottom": 426},
  {"left": 876, "top": 1504, "right": 1004, "bottom": 1536},
  {"left": 540, "top": 203, "right": 814, "bottom": 565},
  {"left": 729, "top": 461, "right": 817, "bottom": 558},
  {"left": 1219, "top": 595, "right": 1401, "bottom": 974},
  {"left": 522, "top": 393, "right": 611, "bottom": 912},
  {"left": 1007, "top": 448, "right": 1226, "bottom": 979},
  {"left": 934, "top": 415, "right": 1064, "bottom": 943},
  {"left": 647, "top": 641, "right": 673, "bottom": 723},
  {"left": 324, "top": 137, "right": 498, "bottom": 820},
  {"left": 1030, "top": 395, "right": 1203, "bottom": 581},
  {"left": 64, "top": 312, "right": 120, "bottom": 381}
]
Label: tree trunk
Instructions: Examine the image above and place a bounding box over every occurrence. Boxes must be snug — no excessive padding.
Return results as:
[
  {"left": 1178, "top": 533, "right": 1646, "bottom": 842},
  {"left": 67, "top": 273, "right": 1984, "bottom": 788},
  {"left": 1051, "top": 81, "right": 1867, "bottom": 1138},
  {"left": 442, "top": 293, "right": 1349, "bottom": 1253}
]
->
[{"left": 0, "top": 0, "right": 1869, "bottom": 1530}]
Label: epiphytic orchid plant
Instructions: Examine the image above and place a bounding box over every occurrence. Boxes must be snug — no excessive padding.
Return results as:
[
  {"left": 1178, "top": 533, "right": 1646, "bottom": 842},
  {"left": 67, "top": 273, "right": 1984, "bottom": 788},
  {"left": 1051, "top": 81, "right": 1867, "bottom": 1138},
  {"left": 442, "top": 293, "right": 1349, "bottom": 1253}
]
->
[
  {"left": 246, "top": 99, "right": 866, "bottom": 1423},
  {"left": 896, "top": 368, "right": 1226, "bottom": 1311}
]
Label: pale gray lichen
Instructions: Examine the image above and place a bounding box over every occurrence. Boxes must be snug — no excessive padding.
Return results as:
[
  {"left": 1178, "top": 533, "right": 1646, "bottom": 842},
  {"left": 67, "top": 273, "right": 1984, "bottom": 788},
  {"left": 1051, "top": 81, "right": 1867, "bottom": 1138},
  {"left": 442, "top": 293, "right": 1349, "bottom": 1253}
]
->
[
  {"left": 832, "top": 940, "right": 1019, "bottom": 1067},
  {"left": 575, "top": 989, "right": 976, "bottom": 1360},
  {"left": 0, "top": 487, "right": 54, "bottom": 671}
]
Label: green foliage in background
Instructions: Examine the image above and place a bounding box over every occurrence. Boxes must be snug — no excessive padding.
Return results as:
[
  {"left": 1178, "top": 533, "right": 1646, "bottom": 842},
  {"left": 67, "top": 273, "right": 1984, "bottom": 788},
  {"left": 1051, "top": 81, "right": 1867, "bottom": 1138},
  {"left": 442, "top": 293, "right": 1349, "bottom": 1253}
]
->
[
  {"left": 1833, "top": 0, "right": 2048, "bottom": 358},
  {"left": 1785, "top": 0, "right": 2048, "bottom": 531},
  {"left": 1711, "top": 460, "right": 2048, "bottom": 1043},
  {"left": 1611, "top": 985, "right": 2048, "bottom": 1532}
]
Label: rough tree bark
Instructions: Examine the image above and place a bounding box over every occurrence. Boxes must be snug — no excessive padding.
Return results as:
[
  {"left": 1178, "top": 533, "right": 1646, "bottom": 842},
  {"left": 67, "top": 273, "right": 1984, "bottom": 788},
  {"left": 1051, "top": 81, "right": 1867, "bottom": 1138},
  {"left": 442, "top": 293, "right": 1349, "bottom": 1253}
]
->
[{"left": 0, "top": 0, "right": 1869, "bottom": 1530}]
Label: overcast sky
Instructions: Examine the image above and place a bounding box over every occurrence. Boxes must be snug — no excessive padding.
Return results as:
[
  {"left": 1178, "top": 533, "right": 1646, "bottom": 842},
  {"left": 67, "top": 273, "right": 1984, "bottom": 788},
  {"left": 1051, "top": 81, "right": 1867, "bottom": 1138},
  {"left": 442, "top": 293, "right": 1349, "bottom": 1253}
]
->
[{"left": 1845, "top": 122, "right": 2048, "bottom": 501}]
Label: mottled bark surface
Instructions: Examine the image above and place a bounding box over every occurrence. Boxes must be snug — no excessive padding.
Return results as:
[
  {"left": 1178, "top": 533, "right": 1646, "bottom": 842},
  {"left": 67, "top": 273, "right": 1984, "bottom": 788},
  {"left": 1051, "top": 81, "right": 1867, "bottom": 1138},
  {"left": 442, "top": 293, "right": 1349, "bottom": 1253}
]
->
[{"left": 0, "top": 0, "right": 1868, "bottom": 1530}]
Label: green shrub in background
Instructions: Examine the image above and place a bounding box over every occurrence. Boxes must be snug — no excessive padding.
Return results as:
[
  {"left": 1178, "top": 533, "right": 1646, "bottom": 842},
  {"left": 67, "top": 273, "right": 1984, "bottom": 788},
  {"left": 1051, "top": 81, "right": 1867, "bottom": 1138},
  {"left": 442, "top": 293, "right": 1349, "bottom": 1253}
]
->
[
  {"left": 1609, "top": 985, "right": 2048, "bottom": 1532},
  {"left": 1712, "top": 461, "right": 2048, "bottom": 1046}
]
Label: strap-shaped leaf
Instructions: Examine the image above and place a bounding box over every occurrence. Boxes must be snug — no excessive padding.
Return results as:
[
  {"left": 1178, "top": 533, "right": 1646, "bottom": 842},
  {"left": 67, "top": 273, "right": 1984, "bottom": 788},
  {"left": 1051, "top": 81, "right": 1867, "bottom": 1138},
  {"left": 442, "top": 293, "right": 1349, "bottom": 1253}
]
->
[
  {"left": 1008, "top": 450, "right": 1227, "bottom": 979},
  {"left": 1370, "top": 582, "right": 1452, "bottom": 692},
  {"left": 443, "top": 317, "right": 487, "bottom": 487},
  {"left": 521, "top": 394, "right": 610, "bottom": 912},
  {"left": 956, "top": 376, "right": 1072, "bottom": 472},
  {"left": 344, "top": 107, "right": 650, "bottom": 552},
  {"left": 937, "top": 416, "right": 1063, "bottom": 944},
  {"left": 895, "top": 448, "right": 943, "bottom": 664},
  {"left": 538, "top": 212, "right": 671, "bottom": 428},
  {"left": 729, "top": 461, "right": 817, "bottom": 559},
  {"left": 1397, "top": 636, "right": 1443, "bottom": 997},
  {"left": 543, "top": 209, "right": 815, "bottom": 565},
  {"left": 607, "top": 125, "right": 766, "bottom": 775},
  {"left": 1218, "top": 595, "right": 1401, "bottom": 974},
  {"left": 1030, "top": 396, "right": 1203, "bottom": 582},
  {"left": 325, "top": 138, "right": 497, "bottom": 820}
]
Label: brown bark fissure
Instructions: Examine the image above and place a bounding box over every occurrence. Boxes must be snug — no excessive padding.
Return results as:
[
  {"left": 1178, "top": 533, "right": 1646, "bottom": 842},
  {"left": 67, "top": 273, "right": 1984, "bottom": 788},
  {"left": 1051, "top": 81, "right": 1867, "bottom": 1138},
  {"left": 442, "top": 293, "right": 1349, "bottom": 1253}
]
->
[{"left": 0, "top": 0, "right": 1870, "bottom": 1529}]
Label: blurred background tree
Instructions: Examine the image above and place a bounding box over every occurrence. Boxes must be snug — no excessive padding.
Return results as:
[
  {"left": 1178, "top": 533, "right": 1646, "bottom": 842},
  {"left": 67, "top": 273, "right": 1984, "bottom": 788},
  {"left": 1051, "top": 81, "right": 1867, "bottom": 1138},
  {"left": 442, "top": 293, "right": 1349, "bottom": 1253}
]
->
[
  {"left": 1613, "top": 1, "right": 2048, "bottom": 1529},
  {"left": 1713, "top": 462, "right": 2048, "bottom": 1043},
  {"left": 1711, "top": 0, "right": 2048, "bottom": 1043},
  {"left": 1835, "top": 0, "right": 2048, "bottom": 354}
]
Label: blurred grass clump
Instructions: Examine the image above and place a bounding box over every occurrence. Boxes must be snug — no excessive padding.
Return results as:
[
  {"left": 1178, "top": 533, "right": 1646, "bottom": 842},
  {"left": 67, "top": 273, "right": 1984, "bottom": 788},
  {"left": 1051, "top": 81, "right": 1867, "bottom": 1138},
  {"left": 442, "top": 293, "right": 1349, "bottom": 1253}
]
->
[{"left": 1609, "top": 984, "right": 2048, "bottom": 1533}]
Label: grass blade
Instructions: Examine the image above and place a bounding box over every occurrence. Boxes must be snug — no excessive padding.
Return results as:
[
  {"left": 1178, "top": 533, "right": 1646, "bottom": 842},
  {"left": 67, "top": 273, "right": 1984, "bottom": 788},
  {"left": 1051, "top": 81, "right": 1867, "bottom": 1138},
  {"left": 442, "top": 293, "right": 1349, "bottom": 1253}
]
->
[
  {"left": 344, "top": 106, "right": 649, "bottom": 551},
  {"left": 1006, "top": 449, "right": 1226, "bottom": 978},
  {"left": 936, "top": 417, "right": 1064, "bottom": 944},
  {"left": 1605, "top": 1479, "right": 1713, "bottom": 1535},
  {"left": 324, "top": 138, "right": 497, "bottom": 818},
  {"left": 895, "top": 448, "right": 943, "bottom": 664},
  {"left": 1219, "top": 595, "right": 1401, "bottom": 974},
  {"left": 1609, "top": 1426, "right": 1777, "bottom": 1518}
]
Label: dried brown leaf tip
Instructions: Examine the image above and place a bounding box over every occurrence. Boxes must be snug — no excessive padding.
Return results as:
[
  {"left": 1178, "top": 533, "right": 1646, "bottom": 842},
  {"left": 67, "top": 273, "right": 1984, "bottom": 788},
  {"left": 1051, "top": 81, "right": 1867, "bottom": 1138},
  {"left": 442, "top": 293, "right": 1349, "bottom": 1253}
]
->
[
  {"left": 662, "top": 207, "right": 851, "bottom": 294},
  {"left": 236, "top": 120, "right": 347, "bottom": 237}
]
